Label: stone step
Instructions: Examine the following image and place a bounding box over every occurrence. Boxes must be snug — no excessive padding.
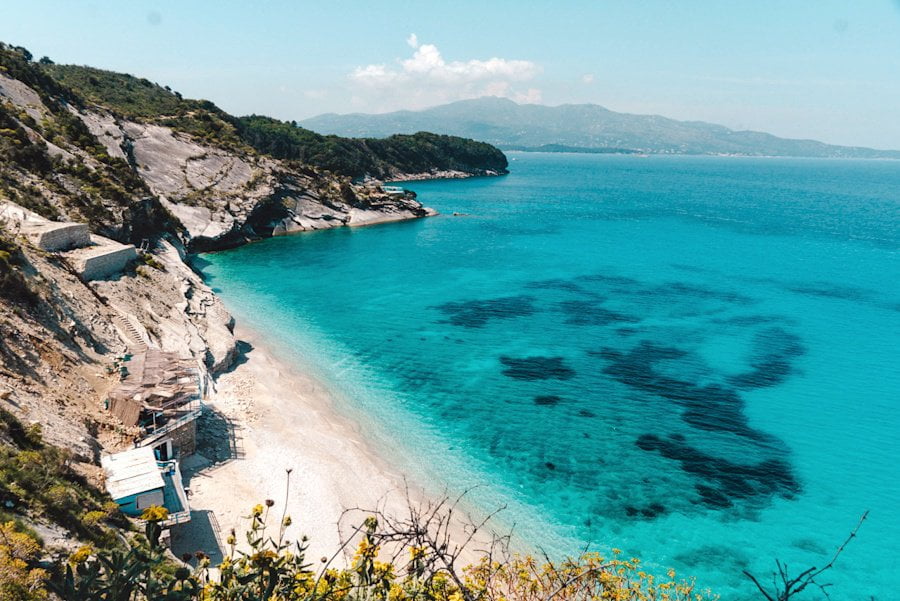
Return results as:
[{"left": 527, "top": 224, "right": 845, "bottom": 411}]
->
[{"left": 111, "top": 312, "right": 150, "bottom": 350}]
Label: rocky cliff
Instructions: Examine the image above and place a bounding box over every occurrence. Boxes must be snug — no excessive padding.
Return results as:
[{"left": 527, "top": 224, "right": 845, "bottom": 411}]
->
[
  {"left": 80, "top": 112, "right": 435, "bottom": 251},
  {"left": 0, "top": 43, "right": 471, "bottom": 475}
]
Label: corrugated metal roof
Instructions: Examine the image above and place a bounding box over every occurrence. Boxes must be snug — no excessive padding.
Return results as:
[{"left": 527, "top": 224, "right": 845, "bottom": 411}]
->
[{"left": 101, "top": 447, "right": 165, "bottom": 500}]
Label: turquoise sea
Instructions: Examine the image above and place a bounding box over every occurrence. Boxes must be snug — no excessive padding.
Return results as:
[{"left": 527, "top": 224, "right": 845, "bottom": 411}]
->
[{"left": 200, "top": 153, "right": 900, "bottom": 600}]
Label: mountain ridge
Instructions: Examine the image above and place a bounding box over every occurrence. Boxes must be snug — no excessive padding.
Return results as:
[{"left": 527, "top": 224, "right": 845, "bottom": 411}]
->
[{"left": 301, "top": 96, "right": 900, "bottom": 159}]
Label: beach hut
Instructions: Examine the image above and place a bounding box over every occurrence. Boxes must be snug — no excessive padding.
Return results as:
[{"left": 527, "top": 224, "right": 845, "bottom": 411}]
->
[
  {"left": 101, "top": 446, "right": 191, "bottom": 526},
  {"left": 106, "top": 349, "right": 205, "bottom": 457}
]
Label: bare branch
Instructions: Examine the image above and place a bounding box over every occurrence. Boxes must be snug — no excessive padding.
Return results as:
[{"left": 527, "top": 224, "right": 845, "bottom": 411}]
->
[{"left": 742, "top": 511, "right": 868, "bottom": 601}]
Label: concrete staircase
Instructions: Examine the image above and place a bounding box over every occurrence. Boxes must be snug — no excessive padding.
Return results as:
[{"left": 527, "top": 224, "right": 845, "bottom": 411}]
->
[{"left": 110, "top": 309, "right": 152, "bottom": 351}]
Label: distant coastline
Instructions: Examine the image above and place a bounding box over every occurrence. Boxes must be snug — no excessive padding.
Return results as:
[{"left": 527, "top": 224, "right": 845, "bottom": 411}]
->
[
  {"left": 501, "top": 144, "right": 641, "bottom": 155},
  {"left": 503, "top": 148, "right": 900, "bottom": 160},
  {"left": 300, "top": 96, "right": 900, "bottom": 160},
  {"left": 388, "top": 168, "right": 508, "bottom": 182}
]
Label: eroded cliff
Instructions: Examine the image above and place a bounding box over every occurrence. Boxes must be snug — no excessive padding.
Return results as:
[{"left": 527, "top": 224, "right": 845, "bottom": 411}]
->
[{"left": 0, "top": 44, "right": 449, "bottom": 469}]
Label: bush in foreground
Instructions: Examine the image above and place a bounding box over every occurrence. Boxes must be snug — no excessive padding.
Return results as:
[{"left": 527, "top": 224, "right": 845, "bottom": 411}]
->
[{"left": 49, "top": 495, "right": 713, "bottom": 601}]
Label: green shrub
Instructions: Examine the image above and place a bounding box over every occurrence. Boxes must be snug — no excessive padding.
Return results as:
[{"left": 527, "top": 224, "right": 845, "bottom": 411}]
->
[
  {"left": 139, "top": 252, "right": 165, "bottom": 271},
  {"left": 81, "top": 511, "right": 107, "bottom": 527},
  {"left": 44, "top": 484, "right": 74, "bottom": 507}
]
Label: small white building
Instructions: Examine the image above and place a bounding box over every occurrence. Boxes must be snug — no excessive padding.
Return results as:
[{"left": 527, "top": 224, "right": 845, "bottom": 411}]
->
[
  {"left": 101, "top": 446, "right": 191, "bottom": 527},
  {"left": 1, "top": 199, "right": 136, "bottom": 280}
]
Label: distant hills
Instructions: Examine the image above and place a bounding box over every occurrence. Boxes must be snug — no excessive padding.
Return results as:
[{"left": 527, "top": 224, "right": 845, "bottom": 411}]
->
[{"left": 301, "top": 97, "right": 900, "bottom": 159}]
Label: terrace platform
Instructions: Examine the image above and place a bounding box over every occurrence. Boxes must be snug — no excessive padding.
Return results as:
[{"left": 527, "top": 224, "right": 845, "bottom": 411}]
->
[{"left": 63, "top": 236, "right": 137, "bottom": 281}]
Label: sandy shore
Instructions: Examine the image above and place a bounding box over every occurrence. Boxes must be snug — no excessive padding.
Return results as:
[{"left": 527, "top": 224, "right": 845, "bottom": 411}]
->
[{"left": 171, "top": 323, "right": 495, "bottom": 565}]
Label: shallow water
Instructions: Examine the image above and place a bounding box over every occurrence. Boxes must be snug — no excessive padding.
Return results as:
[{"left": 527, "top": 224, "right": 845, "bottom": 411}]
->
[{"left": 200, "top": 154, "right": 900, "bottom": 600}]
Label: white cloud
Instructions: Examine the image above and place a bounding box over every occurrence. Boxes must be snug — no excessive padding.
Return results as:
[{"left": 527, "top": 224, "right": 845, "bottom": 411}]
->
[
  {"left": 348, "top": 37, "right": 541, "bottom": 110},
  {"left": 582, "top": 73, "right": 595, "bottom": 84}
]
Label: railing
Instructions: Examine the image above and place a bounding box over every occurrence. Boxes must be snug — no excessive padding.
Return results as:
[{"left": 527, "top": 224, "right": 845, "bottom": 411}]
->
[
  {"left": 159, "top": 459, "right": 192, "bottom": 527},
  {"left": 164, "top": 510, "right": 192, "bottom": 526},
  {"left": 135, "top": 404, "right": 202, "bottom": 448}
]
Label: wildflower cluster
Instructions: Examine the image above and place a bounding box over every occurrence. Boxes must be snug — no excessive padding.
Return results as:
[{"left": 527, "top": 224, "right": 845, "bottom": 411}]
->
[
  {"left": 462, "top": 549, "right": 709, "bottom": 601},
  {"left": 0, "top": 520, "right": 48, "bottom": 601},
  {"left": 42, "top": 500, "right": 717, "bottom": 601},
  {"left": 198, "top": 498, "right": 312, "bottom": 600}
]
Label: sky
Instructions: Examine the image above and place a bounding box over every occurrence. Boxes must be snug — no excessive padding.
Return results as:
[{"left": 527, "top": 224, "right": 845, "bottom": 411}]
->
[{"left": 3, "top": 1, "right": 900, "bottom": 148}]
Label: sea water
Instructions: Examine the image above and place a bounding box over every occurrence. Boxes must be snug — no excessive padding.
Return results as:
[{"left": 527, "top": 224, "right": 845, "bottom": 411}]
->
[{"left": 199, "top": 154, "right": 900, "bottom": 600}]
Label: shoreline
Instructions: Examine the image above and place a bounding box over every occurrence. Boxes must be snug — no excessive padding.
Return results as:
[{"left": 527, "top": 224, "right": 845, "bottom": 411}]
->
[
  {"left": 172, "top": 321, "right": 498, "bottom": 565},
  {"left": 388, "top": 169, "right": 508, "bottom": 182}
]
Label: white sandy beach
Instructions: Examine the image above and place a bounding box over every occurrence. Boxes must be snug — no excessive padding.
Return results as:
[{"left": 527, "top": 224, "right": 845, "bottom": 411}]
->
[{"left": 171, "top": 323, "right": 494, "bottom": 565}]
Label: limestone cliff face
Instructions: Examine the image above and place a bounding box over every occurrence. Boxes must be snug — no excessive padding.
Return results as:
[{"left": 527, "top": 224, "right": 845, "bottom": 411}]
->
[
  {"left": 0, "top": 61, "right": 435, "bottom": 460},
  {"left": 0, "top": 235, "right": 240, "bottom": 460},
  {"left": 2, "top": 66, "right": 434, "bottom": 252},
  {"left": 79, "top": 109, "right": 434, "bottom": 252}
]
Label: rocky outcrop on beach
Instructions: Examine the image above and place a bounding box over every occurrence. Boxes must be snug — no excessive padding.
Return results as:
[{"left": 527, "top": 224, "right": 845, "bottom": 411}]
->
[{"left": 272, "top": 179, "right": 436, "bottom": 233}]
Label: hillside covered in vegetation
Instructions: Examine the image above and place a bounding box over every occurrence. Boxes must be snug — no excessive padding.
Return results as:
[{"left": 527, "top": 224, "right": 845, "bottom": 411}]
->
[
  {"left": 41, "top": 64, "right": 508, "bottom": 180},
  {"left": 235, "top": 116, "right": 508, "bottom": 179}
]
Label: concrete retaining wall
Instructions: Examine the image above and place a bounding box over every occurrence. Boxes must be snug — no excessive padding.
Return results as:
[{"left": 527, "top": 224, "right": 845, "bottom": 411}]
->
[
  {"left": 22, "top": 222, "right": 91, "bottom": 251},
  {"left": 74, "top": 244, "right": 137, "bottom": 281}
]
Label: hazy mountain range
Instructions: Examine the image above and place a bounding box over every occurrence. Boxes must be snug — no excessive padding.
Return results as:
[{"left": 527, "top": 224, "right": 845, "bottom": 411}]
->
[{"left": 301, "top": 97, "right": 900, "bottom": 159}]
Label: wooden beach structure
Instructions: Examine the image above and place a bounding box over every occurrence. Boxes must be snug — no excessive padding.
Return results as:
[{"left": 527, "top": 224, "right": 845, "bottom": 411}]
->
[
  {"left": 107, "top": 348, "right": 205, "bottom": 460},
  {"left": 102, "top": 349, "right": 209, "bottom": 532}
]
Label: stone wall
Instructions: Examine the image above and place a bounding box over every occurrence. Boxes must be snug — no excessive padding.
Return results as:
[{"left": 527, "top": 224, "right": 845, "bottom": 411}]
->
[
  {"left": 75, "top": 244, "right": 137, "bottom": 281},
  {"left": 169, "top": 418, "right": 197, "bottom": 457},
  {"left": 23, "top": 222, "right": 91, "bottom": 251}
]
